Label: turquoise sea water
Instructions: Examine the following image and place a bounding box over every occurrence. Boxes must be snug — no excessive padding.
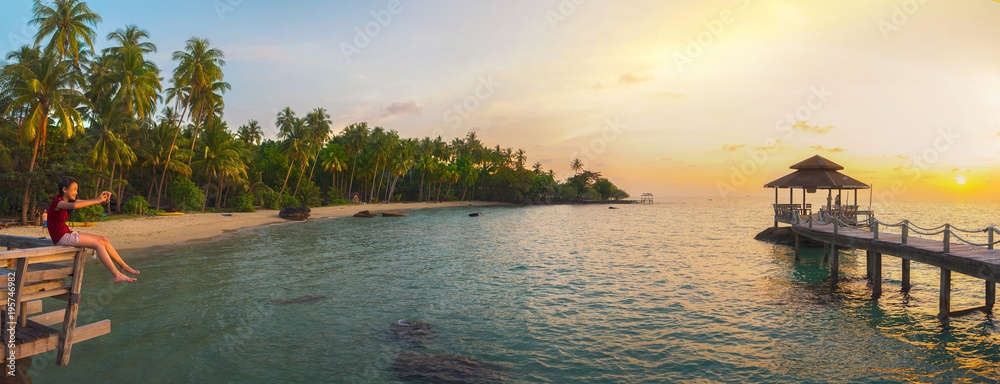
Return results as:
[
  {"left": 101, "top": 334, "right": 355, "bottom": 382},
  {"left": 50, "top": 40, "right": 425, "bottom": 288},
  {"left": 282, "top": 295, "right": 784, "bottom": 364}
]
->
[{"left": 29, "top": 198, "right": 1000, "bottom": 383}]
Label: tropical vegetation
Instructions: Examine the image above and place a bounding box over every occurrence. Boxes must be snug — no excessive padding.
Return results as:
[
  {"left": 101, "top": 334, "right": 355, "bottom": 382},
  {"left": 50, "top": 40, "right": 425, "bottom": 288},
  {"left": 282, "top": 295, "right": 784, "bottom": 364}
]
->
[{"left": 0, "top": 0, "right": 628, "bottom": 224}]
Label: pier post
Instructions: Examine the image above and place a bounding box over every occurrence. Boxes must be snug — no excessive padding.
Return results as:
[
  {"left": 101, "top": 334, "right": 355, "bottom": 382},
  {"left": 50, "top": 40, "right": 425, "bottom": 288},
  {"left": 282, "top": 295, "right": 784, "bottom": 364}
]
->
[
  {"left": 902, "top": 224, "right": 908, "bottom": 244},
  {"left": 823, "top": 243, "right": 829, "bottom": 263},
  {"left": 866, "top": 250, "right": 873, "bottom": 279},
  {"left": 943, "top": 224, "right": 950, "bottom": 253},
  {"left": 794, "top": 233, "right": 800, "bottom": 262},
  {"left": 989, "top": 229, "right": 994, "bottom": 250},
  {"left": 873, "top": 221, "right": 878, "bottom": 240},
  {"left": 939, "top": 268, "right": 951, "bottom": 320},
  {"left": 872, "top": 252, "right": 882, "bottom": 299},
  {"left": 901, "top": 259, "right": 911, "bottom": 291},
  {"left": 830, "top": 244, "right": 839, "bottom": 283},
  {"left": 987, "top": 281, "right": 996, "bottom": 312}
]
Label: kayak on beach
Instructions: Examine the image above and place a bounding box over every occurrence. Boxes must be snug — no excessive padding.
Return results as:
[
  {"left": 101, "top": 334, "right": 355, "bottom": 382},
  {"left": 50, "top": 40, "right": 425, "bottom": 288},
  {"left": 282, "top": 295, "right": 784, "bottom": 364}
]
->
[
  {"left": 66, "top": 222, "right": 94, "bottom": 227},
  {"left": 155, "top": 212, "right": 185, "bottom": 216}
]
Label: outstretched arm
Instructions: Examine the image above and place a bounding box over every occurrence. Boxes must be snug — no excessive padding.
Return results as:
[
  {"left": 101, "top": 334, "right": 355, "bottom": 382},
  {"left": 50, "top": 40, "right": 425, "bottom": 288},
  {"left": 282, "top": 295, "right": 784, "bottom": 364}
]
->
[{"left": 55, "top": 191, "right": 111, "bottom": 210}]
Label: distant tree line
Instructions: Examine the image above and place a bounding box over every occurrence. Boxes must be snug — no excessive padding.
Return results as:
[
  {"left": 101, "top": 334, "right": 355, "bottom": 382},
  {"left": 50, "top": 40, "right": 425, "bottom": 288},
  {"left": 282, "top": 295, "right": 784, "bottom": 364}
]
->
[{"left": 0, "top": 0, "right": 628, "bottom": 224}]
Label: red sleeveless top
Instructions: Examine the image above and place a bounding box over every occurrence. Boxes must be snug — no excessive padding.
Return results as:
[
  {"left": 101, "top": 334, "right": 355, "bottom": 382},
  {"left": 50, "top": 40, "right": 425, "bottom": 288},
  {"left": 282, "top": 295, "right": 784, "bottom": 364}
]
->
[{"left": 47, "top": 196, "right": 72, "bottom": 244}]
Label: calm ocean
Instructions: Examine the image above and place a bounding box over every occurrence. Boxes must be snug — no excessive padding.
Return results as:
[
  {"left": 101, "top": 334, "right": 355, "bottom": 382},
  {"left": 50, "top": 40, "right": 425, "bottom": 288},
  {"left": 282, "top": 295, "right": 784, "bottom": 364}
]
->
[{"left": 30, "top": 198, "right": 1000, "bottom": 383}]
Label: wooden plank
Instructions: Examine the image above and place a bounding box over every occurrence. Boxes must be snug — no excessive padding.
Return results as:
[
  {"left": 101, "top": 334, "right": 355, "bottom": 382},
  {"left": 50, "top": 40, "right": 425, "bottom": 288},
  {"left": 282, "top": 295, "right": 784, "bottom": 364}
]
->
[
  {"left": 19, "top": 288, "right": 71, "bottom": 302},
  {"left": 0, "top": 247, "right": 79, "bottom": 261},
  {"left": 13, "top": 258, "right": 27, "bottom": 328},
  {"left": 0, "top": 236, "right": 54, "bottom": 249},
  {"left": 1, "top": 280, "right": 67, "bottom": 296},
  {"left": 15, "top": 320, "right": 110, "bottom": 358},
  {"left": 22, "top": 300, "right": 42, "bottom": 316},
  {"left": 57, "top": 250, "right": 86, "bottom": 366},
  {"left": 28, "top": 309, "right": 65, "bottom": 327}
]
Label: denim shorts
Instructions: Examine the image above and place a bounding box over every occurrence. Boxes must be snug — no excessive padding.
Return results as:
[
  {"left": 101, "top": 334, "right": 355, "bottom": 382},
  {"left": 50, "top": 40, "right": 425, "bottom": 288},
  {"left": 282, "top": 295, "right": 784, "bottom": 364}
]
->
[{"left": 56, "top": 231, "right": 80, "bottom": 246}]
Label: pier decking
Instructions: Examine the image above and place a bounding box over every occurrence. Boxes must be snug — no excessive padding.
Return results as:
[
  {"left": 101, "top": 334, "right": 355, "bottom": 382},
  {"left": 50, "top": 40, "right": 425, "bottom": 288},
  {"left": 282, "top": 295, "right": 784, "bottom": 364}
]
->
[
  {"left": 0, "top": 235, "right": 111, "bottom": 379},
  {"left": 783, "top": 215, "right": 999, "bottom": 319}
]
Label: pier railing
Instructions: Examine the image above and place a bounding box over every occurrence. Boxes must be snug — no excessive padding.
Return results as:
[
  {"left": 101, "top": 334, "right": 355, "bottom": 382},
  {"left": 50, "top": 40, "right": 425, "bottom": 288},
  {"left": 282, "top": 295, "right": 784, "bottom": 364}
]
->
[{"left": 796, "top": 211, "right": 1000, "bottom": 252}]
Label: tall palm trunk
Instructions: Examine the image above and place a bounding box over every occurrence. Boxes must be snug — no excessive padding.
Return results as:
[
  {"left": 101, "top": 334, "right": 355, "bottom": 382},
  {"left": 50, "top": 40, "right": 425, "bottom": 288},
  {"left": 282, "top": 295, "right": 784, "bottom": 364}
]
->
[{"left": 157, "top": 92, "right": 194, "bottom": 210}]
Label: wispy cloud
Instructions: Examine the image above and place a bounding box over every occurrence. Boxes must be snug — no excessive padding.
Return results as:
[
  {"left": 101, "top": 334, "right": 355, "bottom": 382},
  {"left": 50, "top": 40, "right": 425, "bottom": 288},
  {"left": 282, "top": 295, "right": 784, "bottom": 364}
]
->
[
  {"left": 792, "top": 121, "right": 834, "bottom": 134},
  {"left": 756, "top": 140, "right": 783, "bottom": 152},
  {"left": 618, "top": 72, "right": 654, "bottom": 86},
  {"left": 722, "top": 144, "right": 746, "bottom": 152},
  {"left": 380, "top": 100, "right": 422, "bottom": 118},
  {"left": 809, "top": 145, "right": 845, "bottom": 152}
]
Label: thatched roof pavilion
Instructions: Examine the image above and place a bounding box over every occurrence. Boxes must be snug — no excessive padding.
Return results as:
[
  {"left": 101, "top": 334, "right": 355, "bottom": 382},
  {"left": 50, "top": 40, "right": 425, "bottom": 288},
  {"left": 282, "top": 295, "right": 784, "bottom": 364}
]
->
[{"left": 764, "top": 155, "right": 871, "bottom": 226}]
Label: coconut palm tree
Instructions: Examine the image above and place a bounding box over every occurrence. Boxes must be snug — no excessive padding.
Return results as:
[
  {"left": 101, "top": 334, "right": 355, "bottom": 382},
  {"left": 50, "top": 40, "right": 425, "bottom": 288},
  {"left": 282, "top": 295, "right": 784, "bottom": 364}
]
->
[
  {"left": 341, "top": 122, "right": 369, "bottom": 199},
  {"left": 2, "top": 48, "right": 88, "bottom": 224},
  {"left": 236, "top": 119, "right": 263, "bottom": 147},
  {"left": 570, "top": 158, "right": 584, "bottom": 174},
  {"left": 192, "top": 119, "right": 244, "bottom": 209},
  {"left": 102, "top": 25, "right": 161, "bottom": 119},
  {"left": 319, "top": 142, "right": 347, "bottom": 192},
  {"left": 30, "top": 0, "right": 102, "bottom": 66},
  {"left": 158, "top": 37, "right": 226, "bottom": 209},
  {"left": 275, "top": 116, "right": 308, "bottom": 205}
]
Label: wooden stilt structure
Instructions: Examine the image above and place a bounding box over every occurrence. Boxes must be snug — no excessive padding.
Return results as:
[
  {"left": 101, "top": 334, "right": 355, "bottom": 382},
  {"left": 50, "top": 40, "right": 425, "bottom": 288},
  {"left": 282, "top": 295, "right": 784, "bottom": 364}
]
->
[{"left": 0, "top": 235, "right": 111, "bottom": 380}]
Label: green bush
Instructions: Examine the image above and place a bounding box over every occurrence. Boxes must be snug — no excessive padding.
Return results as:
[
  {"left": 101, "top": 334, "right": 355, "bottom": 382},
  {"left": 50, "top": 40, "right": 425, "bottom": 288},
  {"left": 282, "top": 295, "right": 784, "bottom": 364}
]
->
[
  {"left": 74, "top": 204, "right": 105, "bottom": 222},
  {"left": 279, "top": 194, "right": 301, "bottom": 209},
  {"left": 166, "top": 176, "right": 204, "bottom": 211},
  {"left": 231, "top": 194, "right": 255, "bottom": 212},
  {"left": 123, "top": 196, "right": 149, "bottom": 215}
]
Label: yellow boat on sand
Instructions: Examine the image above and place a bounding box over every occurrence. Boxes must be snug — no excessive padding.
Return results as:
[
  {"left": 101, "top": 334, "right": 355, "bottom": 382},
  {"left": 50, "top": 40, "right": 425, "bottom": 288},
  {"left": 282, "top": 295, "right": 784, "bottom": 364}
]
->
[{"left": 154, "top": 212, "right": 185, "bottom": 216}]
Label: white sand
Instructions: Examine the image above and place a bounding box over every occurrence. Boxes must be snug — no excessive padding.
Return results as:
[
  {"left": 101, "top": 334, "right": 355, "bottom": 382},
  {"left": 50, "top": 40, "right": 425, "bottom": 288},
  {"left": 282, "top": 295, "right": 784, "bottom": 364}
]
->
[{"left": 0, "top": 201, "right": 496, "bottom": 251}]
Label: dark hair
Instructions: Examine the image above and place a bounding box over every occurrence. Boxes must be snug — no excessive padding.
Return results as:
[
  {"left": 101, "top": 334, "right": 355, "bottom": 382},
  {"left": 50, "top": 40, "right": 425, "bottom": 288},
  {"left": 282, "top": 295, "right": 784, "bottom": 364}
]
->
[{"left": 57, "top": 176, "right": 78, "bottom": 198}]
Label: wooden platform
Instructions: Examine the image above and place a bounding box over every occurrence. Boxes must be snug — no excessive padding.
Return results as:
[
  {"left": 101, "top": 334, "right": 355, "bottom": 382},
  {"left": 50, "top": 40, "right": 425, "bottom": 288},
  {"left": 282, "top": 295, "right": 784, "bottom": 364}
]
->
[
  {"left": 0, "top": 235, "right": 112, "bottom": 378},
  {"left": 786, "top": 220, "right": 998, "bottom": 319}
]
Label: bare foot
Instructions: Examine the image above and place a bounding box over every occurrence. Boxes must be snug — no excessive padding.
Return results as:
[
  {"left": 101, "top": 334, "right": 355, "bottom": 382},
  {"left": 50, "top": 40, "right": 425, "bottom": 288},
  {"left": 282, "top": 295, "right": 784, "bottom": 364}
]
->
[
  {"left": 113, "top": 274, "right": 137, "bottom": 283},
  {"left": 122, "top": 267, "right": 140, "bottom": 275}
]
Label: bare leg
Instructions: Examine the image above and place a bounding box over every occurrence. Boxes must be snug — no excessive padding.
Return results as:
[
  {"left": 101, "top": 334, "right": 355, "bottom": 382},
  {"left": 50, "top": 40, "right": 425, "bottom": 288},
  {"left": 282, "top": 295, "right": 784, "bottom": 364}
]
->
[
  {"left": 76, "top": 233, "right": 136, "bottom": 283},
  {"left": 98, "top": 236, "right": 139, "bottom": 275}
]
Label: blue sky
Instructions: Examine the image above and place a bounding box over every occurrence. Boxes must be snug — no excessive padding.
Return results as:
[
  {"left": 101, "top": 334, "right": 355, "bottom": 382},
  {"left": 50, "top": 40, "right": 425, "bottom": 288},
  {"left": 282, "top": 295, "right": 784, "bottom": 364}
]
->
[{"left": 4, "top": 0, "right": 1000, "bottom": 199}]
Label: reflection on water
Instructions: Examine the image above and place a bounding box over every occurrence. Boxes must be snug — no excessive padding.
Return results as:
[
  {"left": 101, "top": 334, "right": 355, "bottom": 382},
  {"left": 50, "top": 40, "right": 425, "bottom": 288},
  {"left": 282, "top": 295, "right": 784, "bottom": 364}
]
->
[{"left": 30, "top": 198, "right": 1000, "bottom": 383}]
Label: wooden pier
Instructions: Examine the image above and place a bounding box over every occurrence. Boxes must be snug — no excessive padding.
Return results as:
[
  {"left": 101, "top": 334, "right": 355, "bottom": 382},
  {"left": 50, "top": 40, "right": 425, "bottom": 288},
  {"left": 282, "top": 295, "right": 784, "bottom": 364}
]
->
[
  {"left": 783, "top": 214, "right": 999, "bottom": 319},
  {"left": 0, "top": 235, "right": 111, "bottom": 380}
]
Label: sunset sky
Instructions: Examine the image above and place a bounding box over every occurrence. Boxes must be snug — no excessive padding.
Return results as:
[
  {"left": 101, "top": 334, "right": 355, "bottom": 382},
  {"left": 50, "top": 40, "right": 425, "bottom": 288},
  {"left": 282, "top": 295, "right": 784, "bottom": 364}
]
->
[{"left": 3, "top": 0, "right": 999, "bottom": 200}]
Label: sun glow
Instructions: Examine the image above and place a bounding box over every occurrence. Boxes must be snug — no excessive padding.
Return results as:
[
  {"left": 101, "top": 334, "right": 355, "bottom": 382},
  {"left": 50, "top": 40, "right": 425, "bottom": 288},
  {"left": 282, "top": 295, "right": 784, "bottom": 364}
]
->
[{"left": 955, "top": 176, "right": 966, "bottom": 185}]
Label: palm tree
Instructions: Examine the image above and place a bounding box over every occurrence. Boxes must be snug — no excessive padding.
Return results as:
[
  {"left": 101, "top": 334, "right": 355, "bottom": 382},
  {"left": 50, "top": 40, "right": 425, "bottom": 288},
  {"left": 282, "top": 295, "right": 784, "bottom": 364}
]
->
[
  {"left": 515, "top": 149, "right": 526, "bottom": 170},
  {"left": 275, "top": 115, "right": 308, "bottom": 205},
  {"left": 341, "top": 122, "right": 369, "bottom": 199},
  {"left": 158, "top": 37, "right": 226, "bottom": 209},
  {"left": 2, "top": 48, "right": 88, "bottom": 224},
  {"left": 319, "top": 142, "right": 347, "bottom": 192},
  {"left": 302, "top": 107, "right": 332, "bottom": 189},
  {"left": 102, "top": 25, "right": 161, "bottom": 119},
  {"left": 192, "top": 120, "right": 244, "bottom": 209},
  {"left": 570, "top": 158, "right": 584, "bottom": 174},
  {"left": 532, "top": 162, "right": 543, "bottom": 174},
  {"left": 30, "top": 0, "right": 102, "bottom": 66},
  {"left": 236, "top": 119, "right": 263, "bottom": 146}
]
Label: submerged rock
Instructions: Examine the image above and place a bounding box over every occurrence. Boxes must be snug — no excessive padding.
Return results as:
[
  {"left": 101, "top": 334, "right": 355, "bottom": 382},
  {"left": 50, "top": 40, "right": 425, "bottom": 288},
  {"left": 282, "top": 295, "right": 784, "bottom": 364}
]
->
[
  {"left": 382, "top": 210, "right": 409, "bottom": 217},
  {"left": 279, "top": 206, "right": 311, "bottom": 220},
  {"left": 394, "top": 351, "right": 507, "bottom": 383},
  {"left": 269, "top": 295, "right": 325, "bottom": 305},
  {"left": 754, "top": 227, "right": 824, "bottom": 247},
  {"left": 354, "top": 210, "right": 376, "bottom": 218},
  {"left": 389, "top": 319, "right": 436, "bottom": 347},
  {"left": 469, "top": 213, "right": 483, "bottom": 217}
]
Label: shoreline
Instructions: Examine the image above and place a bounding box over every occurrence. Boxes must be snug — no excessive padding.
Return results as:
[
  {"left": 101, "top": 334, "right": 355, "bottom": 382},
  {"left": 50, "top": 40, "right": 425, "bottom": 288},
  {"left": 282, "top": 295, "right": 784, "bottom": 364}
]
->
[{"left": 0, "top": 201, "right": 498, "bottom": 252}]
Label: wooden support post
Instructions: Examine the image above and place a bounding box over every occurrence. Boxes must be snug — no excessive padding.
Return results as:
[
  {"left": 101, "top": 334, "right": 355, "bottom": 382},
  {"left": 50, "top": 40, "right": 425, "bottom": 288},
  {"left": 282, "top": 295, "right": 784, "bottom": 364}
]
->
[
  {"left": 939, "top": 268, "right": 951, "bottom": 320},
  {"left": 872, "top": 252, "right": 882, "bottom": 299},
  {"left": 831, "top": 244, "right": 840, "bottom": 284},
  {"left": 902, "top": 224, "right": 908, "bottom": 244},
  {"left": 866, "top": 250, "right": 873, "bottom": 279},
  {"left": 794, "top": 233, "right": 800, "bottom": 262},
  {"left": 989, "top": 228, "right": 994, "bottom": 250},
  {"left": 834, "top": 219, "right": 839, "bottom": 234},
  {"left": 57, "top": 250, "right": 86, "bottom": 366},
  {"left": 943, "top": 224, "right": 950, "bottom": 253},
  {"left": 901, "top": 259, "right": 911, "bottom": 291},
  {"left": 823, "top": 243, "right": 829, "bottom": 263},
  {"left": 987, "top": 281, "right": 996, "bottom": 312},
  {"left": 873, "top": 221, "right": 879, "bottom": 240}
]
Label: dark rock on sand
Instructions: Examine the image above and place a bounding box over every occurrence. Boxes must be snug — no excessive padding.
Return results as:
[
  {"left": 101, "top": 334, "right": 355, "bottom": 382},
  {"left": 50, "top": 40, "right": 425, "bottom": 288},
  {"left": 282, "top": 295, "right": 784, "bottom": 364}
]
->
[
  {"left": 354, "top": 210, "right": 376, "bottom": 218},
  {"left": 608, "top": 206, "right": 618, "bottom": 209},
  {"left": 394, "top": 351, "right": 507, "bottom": 384},
  {"left": 754, "top": 227, "right": 824, "bottom": 247},
  {"left": 389, "top": 319, "right": 436, "bottom": 347},
  {"left": 279, "top": 206, "right": 311, "bottom": 220},
  {"left": 469, "top": 213, "right": 483, "bottom": 217},
  {"left": 269, "top": 295, "right": 325, "bottom": 305},
  {"left": 382, "top": 210, "right": 409, "bottom": 217}
]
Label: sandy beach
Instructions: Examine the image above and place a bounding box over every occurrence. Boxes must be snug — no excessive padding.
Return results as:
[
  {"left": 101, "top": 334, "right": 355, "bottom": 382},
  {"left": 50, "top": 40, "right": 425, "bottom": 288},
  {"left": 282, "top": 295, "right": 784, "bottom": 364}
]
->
[{"left": 0, "top": 201, "right": 497, "bottom": 252}]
